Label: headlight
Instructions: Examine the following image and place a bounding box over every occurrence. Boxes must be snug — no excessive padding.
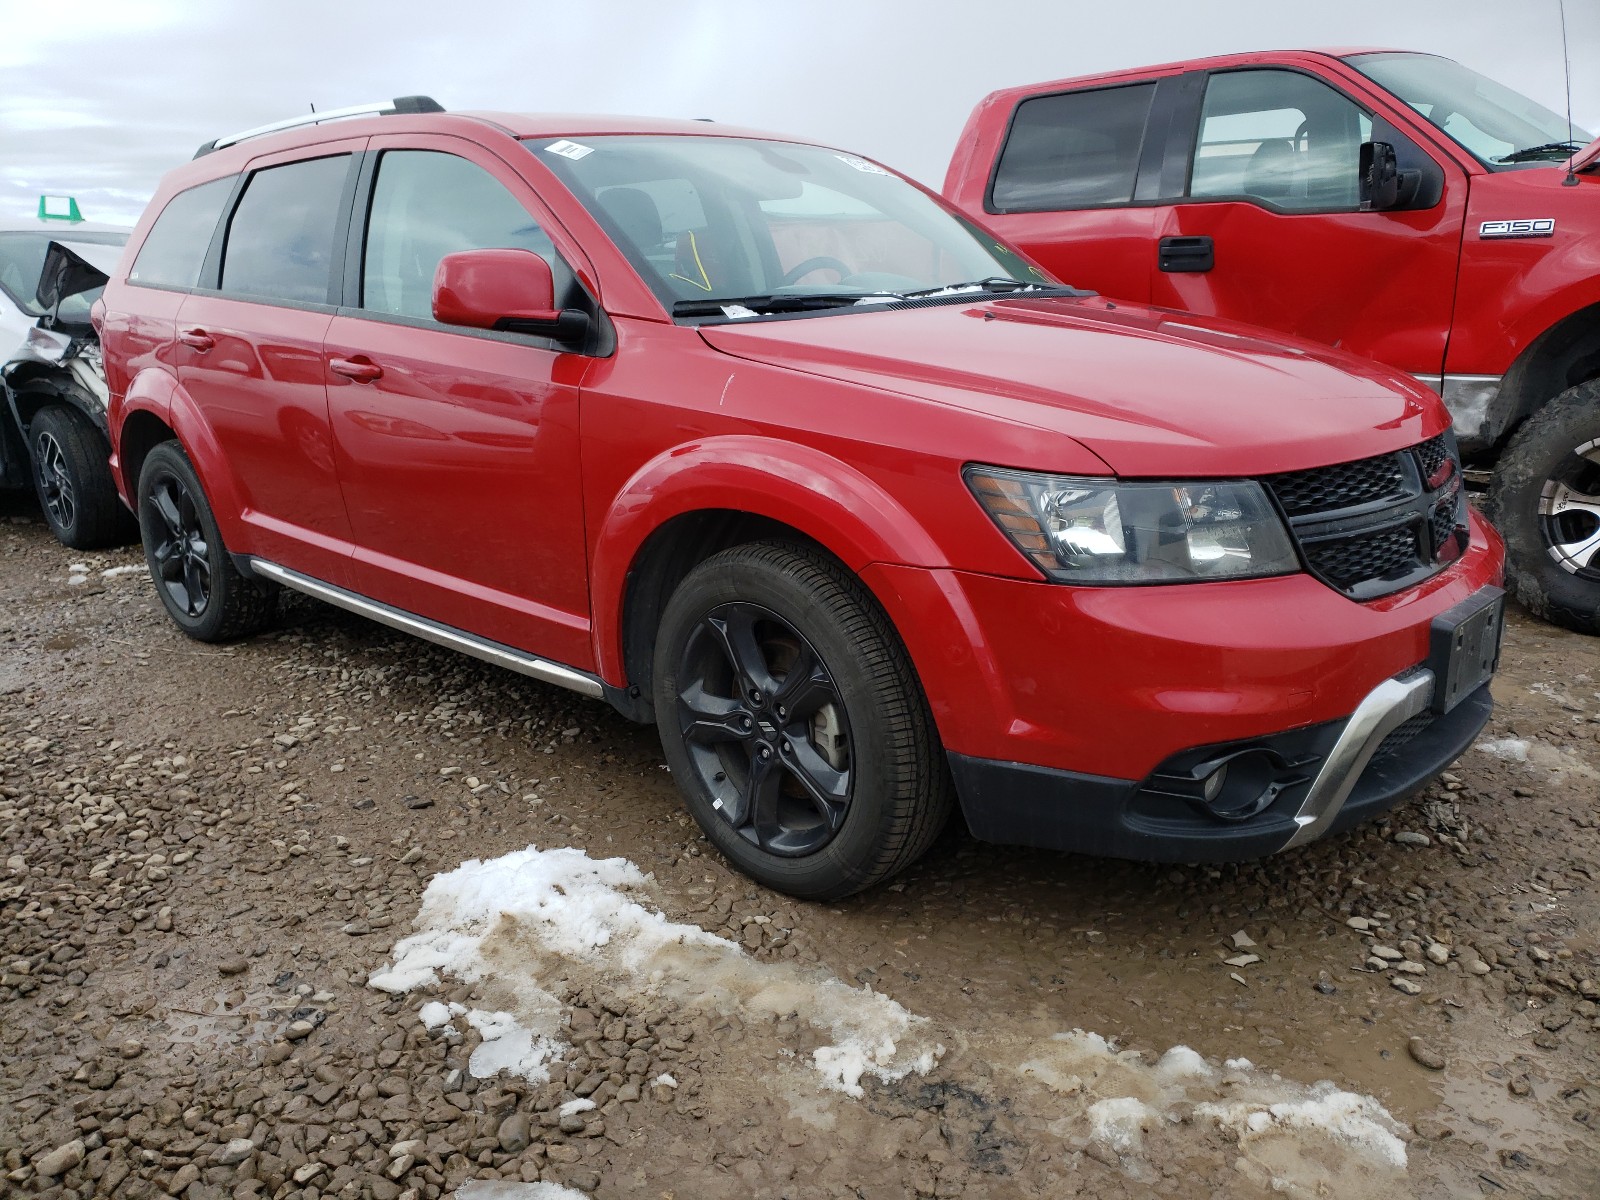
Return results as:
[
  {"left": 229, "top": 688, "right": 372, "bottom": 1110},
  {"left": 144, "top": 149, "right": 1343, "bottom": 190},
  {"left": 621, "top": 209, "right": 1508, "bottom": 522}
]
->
[{"left": 965, "top": 466, "right": 1299, "bottom": 584}]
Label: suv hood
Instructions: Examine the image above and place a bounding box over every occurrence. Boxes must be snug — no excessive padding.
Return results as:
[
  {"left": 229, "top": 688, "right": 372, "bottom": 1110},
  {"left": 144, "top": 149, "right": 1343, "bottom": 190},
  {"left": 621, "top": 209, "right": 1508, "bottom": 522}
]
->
[
  {"left": 697, "top": 297, "right": 1442, "bottom": 476},
  {"left": 35, "top": 239, "right": 120, "bottom": 332}
]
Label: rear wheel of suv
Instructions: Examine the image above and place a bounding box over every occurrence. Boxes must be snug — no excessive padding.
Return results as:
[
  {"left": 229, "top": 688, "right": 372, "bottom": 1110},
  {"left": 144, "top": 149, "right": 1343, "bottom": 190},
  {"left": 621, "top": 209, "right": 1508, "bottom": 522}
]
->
[
  {"left": 29, "top": 404, "right": 137, "bottom": 550},
  {"left": 1486, "top": 380, "right": 1600, "bottom": 636},
  {"left": 652, "top": 541, "right": 952, "bottom": 900},
  {"left": 136, "top": 441, "right": 277, "bottom": 642}
]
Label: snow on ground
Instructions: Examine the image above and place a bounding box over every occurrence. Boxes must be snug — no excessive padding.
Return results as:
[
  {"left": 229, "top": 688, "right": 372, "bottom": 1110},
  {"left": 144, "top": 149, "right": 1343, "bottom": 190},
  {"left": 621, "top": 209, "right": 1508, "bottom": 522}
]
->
[
  {"left": 455, "top": 1182, "right": 590, "bottom": 1199},
  {"left": 1476, "top": 735, "right": 1600, "bottom": 779},
  {"left": 368, "top": 845, "right": 938, "bottom": 1096},
  {"left": 1019, "top": 1031, "right": 1407, "bottom": 1195},
  {"left": 1477, "top": 737, "right": 1530, "bottom": 762},
  {"left": 100, "top": 564, "right": 149, "bottom": 578}
]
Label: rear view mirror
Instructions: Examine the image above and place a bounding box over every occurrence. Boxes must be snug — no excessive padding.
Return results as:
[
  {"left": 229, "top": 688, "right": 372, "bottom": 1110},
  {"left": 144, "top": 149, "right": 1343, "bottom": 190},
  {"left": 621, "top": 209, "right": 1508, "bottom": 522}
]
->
[
  {"left": 432, "top": 249, "right": 588, "bottom": 343},
  {"left": 1359, "top": 141, "right": 1401, "bottom": 211}
]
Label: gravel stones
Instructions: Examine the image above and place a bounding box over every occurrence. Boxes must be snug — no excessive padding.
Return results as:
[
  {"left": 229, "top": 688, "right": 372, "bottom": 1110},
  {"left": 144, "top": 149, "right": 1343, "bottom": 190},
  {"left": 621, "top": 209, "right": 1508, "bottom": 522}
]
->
[
  {"left": 33, "top": 1139, "right": 85, "bottom": 1177},
  {"left": 1407, "top": 1037, "right": 1447, "bottom": 1070}
]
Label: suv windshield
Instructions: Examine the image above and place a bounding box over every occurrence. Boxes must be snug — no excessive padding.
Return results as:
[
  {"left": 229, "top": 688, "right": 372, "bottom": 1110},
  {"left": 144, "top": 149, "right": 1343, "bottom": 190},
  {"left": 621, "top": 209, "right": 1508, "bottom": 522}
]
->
[
  {"left": 528, "top": 135, "right": 1044, "bottom": 314},
  {"left": 1349, "top": 52, "right": 1592, "bottom": 166}
]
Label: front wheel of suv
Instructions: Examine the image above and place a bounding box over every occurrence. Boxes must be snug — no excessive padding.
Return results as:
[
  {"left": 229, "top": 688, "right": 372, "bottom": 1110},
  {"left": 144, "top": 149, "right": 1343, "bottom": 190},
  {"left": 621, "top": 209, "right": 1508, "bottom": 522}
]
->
[
  {"left": 1486, "top": 380, "right": 1600, "bottom": 636},
  {"left": 136, "top": 441, "right": 277, "bottom": 642},
  {"left": 652, "top": 541, "right": 953, "bottom": 900}
]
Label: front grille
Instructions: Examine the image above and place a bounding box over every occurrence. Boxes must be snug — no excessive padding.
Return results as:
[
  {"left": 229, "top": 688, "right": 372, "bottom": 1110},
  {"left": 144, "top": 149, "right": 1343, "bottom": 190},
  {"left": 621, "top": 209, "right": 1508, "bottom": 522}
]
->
[
  {"left": 1372, "top": 711, "right": 1434, "bottom": 763},
  {"left": 1262, "top": 432, "right": 1465, "bottom": 600},
  {"left": 1269, "top": 454, "right": 1410, "bottom": 516}
]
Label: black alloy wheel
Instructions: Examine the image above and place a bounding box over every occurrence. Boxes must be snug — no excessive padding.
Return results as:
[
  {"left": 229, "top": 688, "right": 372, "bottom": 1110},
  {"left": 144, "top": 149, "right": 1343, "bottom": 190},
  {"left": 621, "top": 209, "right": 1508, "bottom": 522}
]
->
[
  {"left": 35, "top": 427, "right": 76, "bottom": 534},
  {"left": 145, "top": 471, "right": 212, "bottom": 618},
  {"left": 136, "top": 441, "right": 277, "bottom": 642},
  {"left": 652, "top": 541, "right": 953, "bottom": 899},
  {"left": 675, "top": 601, "right": 854, "bottom": 857}
]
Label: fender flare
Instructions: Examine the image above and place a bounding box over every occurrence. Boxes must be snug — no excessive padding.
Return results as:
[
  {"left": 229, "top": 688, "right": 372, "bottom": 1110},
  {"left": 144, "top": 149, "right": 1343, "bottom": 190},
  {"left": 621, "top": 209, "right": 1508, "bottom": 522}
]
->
[
  {"left": 588, "top": 435, "right": 949, "bottom": 684},
  {"left": 1502, "top": 277, "right": 1600, "bottom": 370},
  {"left": 116, "top": 367, "right": 251, "bottom": 547}
]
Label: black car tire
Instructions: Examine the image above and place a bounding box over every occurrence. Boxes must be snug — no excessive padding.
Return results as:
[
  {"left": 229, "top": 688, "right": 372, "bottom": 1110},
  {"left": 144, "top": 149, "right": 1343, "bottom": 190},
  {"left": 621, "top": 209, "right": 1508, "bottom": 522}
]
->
[
  {"left": 136, "top": 441, "right": 277, "bottom": 642},
  {"left": 29, "top": 404, "right": 137, "bottom": 549},
  {"left": 652, "top": 540, "right": 952, "bottom": 899},
  {"left": 1485, "top": 380, "right": 1600, "bottom": 636}
]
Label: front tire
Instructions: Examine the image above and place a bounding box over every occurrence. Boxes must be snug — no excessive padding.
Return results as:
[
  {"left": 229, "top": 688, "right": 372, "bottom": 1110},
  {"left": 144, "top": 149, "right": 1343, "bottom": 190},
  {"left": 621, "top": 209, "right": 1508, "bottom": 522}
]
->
[
  {"left": 136, "top": 441, "right": 277, "bottom": 642},
  {"left": 652, "top": 541, "right": 952, "bottom": 900},
  {"left": 29, "top": 405, "right": 137, "bottom": 550},
  {"left": 1485, "top": 380, "right": 1600, "bottom": 635}
]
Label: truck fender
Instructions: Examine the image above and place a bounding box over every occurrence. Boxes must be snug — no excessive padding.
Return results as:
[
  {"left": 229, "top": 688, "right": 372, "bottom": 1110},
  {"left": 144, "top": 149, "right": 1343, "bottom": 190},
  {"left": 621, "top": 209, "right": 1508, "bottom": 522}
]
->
[{"left": 588, "top": 435, "right": 948, "bottom": 685}]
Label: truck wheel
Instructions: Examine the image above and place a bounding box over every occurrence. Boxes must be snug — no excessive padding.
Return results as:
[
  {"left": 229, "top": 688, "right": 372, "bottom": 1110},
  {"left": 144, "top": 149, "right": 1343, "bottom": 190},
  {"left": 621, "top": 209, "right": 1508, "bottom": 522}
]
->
[
  {"left": 29, "top": 405, "right": 137, "bottom": 550},
  {"left": 652, "top": 541, "right": 952, "bottom": 899},
  {"left": 1485, "top": 379, "right": 1600, "bottom": 635},
  {"left": 136, "top": 441, "right": 277, "bottom": 642}
]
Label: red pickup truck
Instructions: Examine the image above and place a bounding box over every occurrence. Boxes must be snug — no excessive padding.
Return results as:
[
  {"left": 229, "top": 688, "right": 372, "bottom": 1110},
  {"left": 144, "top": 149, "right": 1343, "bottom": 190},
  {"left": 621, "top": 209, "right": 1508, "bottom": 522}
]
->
[{"left": 946, "top": 49, "right": 1600, "bottom": 634}]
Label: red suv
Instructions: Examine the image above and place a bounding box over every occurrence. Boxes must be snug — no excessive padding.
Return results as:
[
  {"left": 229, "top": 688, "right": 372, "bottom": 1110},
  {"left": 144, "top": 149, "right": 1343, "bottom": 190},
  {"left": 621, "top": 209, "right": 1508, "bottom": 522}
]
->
[{"left": 98, "top": 98, "right": 1505, "bottom": 898}]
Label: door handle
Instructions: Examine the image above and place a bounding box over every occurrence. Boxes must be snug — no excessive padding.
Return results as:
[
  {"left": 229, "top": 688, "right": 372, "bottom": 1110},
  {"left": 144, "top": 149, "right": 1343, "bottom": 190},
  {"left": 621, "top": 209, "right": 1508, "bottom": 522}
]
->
[
  {"left": 178, "top": 328, "right": 214, "bottom": 352},
  {"left": 1158, "top": 235, "right": 1214, "bottom": 273},
  {"left": 329, "top": 357, "right": 383, "bottom": 383}
]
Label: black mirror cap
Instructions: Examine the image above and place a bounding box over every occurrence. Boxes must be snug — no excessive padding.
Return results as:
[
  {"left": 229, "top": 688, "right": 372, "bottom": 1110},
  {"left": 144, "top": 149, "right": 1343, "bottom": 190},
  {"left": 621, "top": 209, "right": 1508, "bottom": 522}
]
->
[{"left": 1360, "top": 141, "right": 1402, "bottom": 211}]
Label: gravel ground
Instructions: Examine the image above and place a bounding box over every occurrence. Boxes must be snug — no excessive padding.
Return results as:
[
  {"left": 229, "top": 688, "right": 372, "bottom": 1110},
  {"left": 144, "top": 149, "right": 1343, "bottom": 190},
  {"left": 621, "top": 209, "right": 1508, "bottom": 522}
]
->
[{"left": 2, "top": 497, "right": 1598, "bottom": 1200}]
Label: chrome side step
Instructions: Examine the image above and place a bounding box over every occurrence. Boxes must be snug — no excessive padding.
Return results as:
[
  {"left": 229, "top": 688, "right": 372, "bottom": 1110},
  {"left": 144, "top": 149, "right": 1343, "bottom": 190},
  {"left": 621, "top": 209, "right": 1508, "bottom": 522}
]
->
[{"left": 246, "top": 558, "right": 605, "bottom": 699}]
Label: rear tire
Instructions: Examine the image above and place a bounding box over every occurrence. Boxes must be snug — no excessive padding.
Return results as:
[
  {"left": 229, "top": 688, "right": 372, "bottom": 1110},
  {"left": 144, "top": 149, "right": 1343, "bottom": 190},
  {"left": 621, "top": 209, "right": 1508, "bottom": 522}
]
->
[
  {"left": 652, "top": 541, "right": 952, "bottom": 900},
  {"left": 136, "top": 441, "right": 277, "bottom": 642},
  {"left": 1485, "top": 380, "right": 1600, "bottom": 635},
  {"left": 29, "top": 404, "right": 137, "bottom": 549}
]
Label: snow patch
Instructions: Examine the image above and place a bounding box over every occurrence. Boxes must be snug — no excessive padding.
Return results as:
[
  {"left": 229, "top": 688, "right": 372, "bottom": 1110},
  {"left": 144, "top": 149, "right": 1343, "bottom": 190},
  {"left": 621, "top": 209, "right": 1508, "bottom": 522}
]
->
[
  {"left": 1018, "top": 1030, "right": 1406, "bottom": 1189},
  {"left": 650, "top": 1072, "right": 677, "bottom": 1089},
  {"left": 455, "top": 1182, "right": 590, "bottom": 1199},
  {"left": 557, "top": 1098, "right": 595, "bottom": 1118},
  {"left": 1476, "top": 737, "right": 1529, "bottom": 762},
  {"left": 100, "top": 564, "right": 149, "bottom": 579},
  {"left": 370, "top": 845, "right": 938, "bottom": 1095}
]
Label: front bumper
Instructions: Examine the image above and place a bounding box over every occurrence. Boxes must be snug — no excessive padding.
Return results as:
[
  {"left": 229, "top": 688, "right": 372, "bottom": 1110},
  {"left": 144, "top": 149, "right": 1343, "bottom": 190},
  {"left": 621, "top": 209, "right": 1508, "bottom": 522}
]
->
[{"left": 948, "top": 675, "right": 1491, "bottom": 861}]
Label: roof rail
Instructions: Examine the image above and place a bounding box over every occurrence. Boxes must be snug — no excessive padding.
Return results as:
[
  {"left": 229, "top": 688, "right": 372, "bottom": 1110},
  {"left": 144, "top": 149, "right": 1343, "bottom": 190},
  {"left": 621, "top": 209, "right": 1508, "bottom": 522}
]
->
[{"left": 193, "top": 95, "right": 445, "bottom": 158}]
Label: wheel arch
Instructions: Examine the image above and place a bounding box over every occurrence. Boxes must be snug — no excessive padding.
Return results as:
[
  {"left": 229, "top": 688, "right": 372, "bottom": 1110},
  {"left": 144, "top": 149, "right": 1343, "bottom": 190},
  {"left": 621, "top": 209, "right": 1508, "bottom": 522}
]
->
[
  {"left": 590, "top": 437, "right": 950, "bottom": 722},
  {"left": 1492, "top": 296, "right": 1600, "bottom": 449}
]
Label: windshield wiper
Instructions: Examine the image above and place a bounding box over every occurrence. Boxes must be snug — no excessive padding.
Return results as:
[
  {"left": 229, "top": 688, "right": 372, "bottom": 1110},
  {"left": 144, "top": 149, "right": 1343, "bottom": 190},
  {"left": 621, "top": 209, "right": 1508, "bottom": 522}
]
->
[
  {"left": 672, "top": 292, "right": 904, "bottom": 317},
  {"left": 900, "top": 276, "right": 1072, "bottom": 298},
  {"left": 1495, "top": 140, "right": 1587, "bottom": 163}
]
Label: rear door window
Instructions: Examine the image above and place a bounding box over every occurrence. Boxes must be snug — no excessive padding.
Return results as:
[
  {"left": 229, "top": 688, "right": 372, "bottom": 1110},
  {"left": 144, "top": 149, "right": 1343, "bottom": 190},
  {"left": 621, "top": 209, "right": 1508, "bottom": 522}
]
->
[
  {"left": 127, "top": 177, "right": 234, "bottom": 290},
  {"left": 221, "top": 155, "right": 352, "bottom": 304},
  {"left": 990, "top": 84, "right": 1156, "bottom": 211},
  {"left": 360, "top": 150, "right": 558, "bottom": 320}
]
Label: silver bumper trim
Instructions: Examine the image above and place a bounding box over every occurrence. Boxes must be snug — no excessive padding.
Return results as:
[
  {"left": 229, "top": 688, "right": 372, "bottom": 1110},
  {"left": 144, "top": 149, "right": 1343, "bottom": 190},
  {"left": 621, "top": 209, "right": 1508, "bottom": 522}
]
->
[
  {"left": 1280, "top": 671, "right": 1434, "bottom": 851},
  {"left": 246, "top": 558, "right": 606, "bottom": 699}
]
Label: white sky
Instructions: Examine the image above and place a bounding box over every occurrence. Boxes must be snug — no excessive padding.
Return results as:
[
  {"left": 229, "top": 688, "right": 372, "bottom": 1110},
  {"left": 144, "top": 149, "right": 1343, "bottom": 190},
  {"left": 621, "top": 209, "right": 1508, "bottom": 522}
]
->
[{"left": 3, "top": 0, "right": 1597, "bottom": 225}]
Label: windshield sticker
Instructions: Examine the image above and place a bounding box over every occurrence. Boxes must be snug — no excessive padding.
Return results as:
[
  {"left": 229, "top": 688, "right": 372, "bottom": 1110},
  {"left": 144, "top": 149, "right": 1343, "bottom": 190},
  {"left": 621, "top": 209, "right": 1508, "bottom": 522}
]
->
[
  {"left": 544, "top": 139, "right": 595, "bottom": 160},
  {"left": 834, "top": 154, "right": 891, "bottom": 176},
  {"left": 720, "top": 305, "right": 758, "bottom": 319},
  {"left": 1479, "top": 217, "right": 1555, "bottom": 238}
]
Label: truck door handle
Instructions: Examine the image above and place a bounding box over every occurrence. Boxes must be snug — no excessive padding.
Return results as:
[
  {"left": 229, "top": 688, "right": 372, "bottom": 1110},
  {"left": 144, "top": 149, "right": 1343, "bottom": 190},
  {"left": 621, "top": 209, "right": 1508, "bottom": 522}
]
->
[
  {"left": 329, "top": 357, "right": 383, "bottom": 383},
  {"left": 178, "top": 328, "right": 214, "bottom": 352},
  {"left": 1159, "top": 235, "right": 1214, "bottom": 273}
]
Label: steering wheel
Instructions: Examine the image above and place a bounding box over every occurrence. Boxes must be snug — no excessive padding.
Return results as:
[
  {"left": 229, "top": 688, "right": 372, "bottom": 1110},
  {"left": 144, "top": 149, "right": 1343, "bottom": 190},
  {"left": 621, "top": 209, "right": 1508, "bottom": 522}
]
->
[{"left": 778, "top": 256, "right": 853, "bottom": 286}]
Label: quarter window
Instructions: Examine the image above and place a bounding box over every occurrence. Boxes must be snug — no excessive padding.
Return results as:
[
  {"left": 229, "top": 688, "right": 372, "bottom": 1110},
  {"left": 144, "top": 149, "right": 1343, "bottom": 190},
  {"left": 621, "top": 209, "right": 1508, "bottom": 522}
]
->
[
  {"left": 128, "top": 177, "right": 233, "bottom": 290},
  {"left": 1189, "top": 70, "right": 1371, "bottom": 210},
  {"left": 221, "top": 156, "right": 351, "bottom": 304},
  {"left": 361, "top": 151, "right": 556, "bottom": 320},
  {"left": 990, "top": 84, "right": 1156, "bottom": 211}
]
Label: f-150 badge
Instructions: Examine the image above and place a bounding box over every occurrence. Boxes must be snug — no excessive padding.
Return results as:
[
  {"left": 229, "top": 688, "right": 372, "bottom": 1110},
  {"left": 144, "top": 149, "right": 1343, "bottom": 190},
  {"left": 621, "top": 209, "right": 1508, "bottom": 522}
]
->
[{"left": 1479, "top": 218, "right": 1556, "bottom": 238}]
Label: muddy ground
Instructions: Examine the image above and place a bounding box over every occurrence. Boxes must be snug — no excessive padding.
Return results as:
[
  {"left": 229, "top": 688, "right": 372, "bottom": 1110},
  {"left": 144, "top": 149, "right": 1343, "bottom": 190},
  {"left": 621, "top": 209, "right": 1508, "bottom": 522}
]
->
[{"left": 2, "top": 495, "right": 1597, "bottom": 1200}]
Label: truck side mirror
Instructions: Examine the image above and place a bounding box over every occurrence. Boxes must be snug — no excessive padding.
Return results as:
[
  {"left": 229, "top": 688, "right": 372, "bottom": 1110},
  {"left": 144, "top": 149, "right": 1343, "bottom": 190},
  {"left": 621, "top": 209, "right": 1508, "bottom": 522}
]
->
[{"left": 1359, "top": 141, "right": 1401, "bottom": 211}]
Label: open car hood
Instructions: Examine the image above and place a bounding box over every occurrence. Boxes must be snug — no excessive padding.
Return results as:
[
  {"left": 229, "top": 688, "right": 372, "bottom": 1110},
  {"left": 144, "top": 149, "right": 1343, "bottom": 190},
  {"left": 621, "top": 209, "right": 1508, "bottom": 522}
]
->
[{"left": 35, "top": 239, "right": 120, "bottom": 315}]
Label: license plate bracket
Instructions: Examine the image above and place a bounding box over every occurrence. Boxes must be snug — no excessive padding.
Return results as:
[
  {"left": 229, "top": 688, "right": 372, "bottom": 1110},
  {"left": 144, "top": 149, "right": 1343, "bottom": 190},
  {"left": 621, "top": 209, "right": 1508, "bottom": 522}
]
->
[{"left": 1428, "top": 586, "right": 1504, "bottom": 714}]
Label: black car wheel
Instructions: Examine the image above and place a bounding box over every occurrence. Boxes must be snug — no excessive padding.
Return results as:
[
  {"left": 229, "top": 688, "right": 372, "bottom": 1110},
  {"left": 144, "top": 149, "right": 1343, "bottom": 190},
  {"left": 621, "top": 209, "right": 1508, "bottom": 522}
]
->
[
  {"left": 1486, "top": 380, "right": 1600, "bottom": 635},
  {"left": 653, "top": 541, "right": 951, "bottom": 899},
  {"left": 136, "top": 441, "right": 276, "bottom": 642},
  {"left": 29, "top": 405, "right": 136, "bottom": 549}
]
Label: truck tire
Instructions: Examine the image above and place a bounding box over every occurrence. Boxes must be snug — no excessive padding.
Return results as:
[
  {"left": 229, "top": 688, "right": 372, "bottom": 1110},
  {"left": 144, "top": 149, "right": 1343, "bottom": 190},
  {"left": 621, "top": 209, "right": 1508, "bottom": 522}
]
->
[
  {"left": 652, "top": 541, "right": 953, "bottom": 899},
  {"left": 136, "top": 441, "right": 277, "bottom": 642},
  {"left": 1485, "top": 379, "right": 1600, "bottom": 635},
  {"left": 29, "top": 405, "right": 137, "bottom": 550}
]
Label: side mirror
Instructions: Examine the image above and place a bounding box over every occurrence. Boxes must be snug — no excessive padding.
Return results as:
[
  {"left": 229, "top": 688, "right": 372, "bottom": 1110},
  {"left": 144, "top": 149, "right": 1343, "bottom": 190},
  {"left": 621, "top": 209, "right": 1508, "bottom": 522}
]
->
[
  {"left": 1359, "top": 141, "right": 1402, "bottom": 211},
  {"left": 432, "top": 249, "right": 589, "bottom": 344}
]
